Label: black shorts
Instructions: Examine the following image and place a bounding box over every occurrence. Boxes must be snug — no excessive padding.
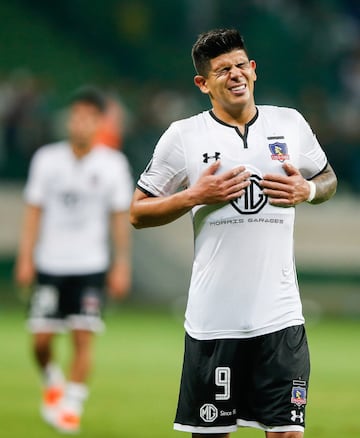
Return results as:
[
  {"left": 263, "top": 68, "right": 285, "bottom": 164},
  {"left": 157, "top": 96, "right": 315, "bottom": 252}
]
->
[
  {"left": 174, "top": 325, "right": 310, "bottom": 434},
  {"left": 27, "top": 271, "right": 106, "bottom": 333}
]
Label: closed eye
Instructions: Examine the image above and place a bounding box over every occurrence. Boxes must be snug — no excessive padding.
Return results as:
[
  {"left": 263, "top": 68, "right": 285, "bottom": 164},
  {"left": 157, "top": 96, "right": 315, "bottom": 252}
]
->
[
  {"left": 213, "top": 67, "right": 231, "bottom": 77},
  {"left": 236, "top": 62, "right": 250, "bottom": 70}
]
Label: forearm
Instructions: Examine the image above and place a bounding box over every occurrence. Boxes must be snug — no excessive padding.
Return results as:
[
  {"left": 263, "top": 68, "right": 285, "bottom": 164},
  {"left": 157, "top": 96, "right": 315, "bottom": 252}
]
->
[
  {"left": 130, "top": 188, "right": 195, "bottom": 229},
  {"left": 110, "top": 211, "right": 131, "bottom": 262},
  {"left": 130, "top": 162, "right": 251, "bottom": 228},
  {"left": 108, "top": 211, "right": 132, "bottom": 297},
  {"left": 17, "top": 205, "right": 42, "bottom": 261},
  {"left": 308, "top": 163, "right": 337, "bottom": 204},
  {"left": 15, "top": 204, "right": 42, "bottom": 286}
]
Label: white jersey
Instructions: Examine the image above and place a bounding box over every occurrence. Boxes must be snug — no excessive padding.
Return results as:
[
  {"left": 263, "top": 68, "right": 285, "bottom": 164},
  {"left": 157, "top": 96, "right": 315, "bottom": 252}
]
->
[
  {"left": 25, "top": 141, "right": 133, "bottom": 275},
  {"left": 138, "top": 105, "right": 328, "bottom": 340}
]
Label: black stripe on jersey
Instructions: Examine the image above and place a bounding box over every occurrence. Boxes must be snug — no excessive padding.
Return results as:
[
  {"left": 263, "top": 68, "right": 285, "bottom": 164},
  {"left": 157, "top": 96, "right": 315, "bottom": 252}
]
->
[
  {"left": 307, "top": 160, "right": 329, "bottom": 181},
  {"left": 209, "top": 109, "right": 259, "bottom": 149},
  {"left": 136, "top": 183, "right": 157, "bottom": 197}
]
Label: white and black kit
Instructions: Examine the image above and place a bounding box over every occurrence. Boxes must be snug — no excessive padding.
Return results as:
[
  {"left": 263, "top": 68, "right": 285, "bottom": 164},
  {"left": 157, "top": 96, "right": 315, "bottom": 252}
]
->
[{"left": 137, "top": 105, "right": 328, "bottom": 433}]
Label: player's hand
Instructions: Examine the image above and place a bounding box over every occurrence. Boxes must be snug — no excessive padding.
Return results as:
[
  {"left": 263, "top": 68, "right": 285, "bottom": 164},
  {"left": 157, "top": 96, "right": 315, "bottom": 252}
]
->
[
  {"left": 14, "top": 258, "right": 35, "bottom": 302},
  {"left": 106, "top": 261, "right": 131, "bottom": 300},
  {"left": 260, "top": 162, "right": 311, "bottom": 207},
  {"left": 14, "top": 258, "right": 35, "bottom": 288},
  {"left": 189, "top": 160, "right": 251, "bottom": 205}
]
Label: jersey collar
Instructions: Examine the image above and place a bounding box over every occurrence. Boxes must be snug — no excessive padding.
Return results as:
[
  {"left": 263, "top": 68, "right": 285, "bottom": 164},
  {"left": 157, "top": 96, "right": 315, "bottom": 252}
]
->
[{"left": 209, "top": 107, "right": 259, "bottom": 148}]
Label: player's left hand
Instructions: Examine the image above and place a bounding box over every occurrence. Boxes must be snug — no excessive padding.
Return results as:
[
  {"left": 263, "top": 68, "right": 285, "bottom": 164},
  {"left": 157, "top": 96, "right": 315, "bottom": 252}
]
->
[{"left": 260, "top": 162, "right": 311, "bottom": 207}]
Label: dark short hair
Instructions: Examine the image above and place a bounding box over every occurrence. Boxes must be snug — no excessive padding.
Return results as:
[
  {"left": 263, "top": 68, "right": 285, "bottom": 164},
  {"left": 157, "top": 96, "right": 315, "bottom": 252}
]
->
[
  {"left": 191, "top": 28, "right": 248, "bottom": 77},
  {"left": 68, "top": 85, "right": 107, "bottom": 113}
]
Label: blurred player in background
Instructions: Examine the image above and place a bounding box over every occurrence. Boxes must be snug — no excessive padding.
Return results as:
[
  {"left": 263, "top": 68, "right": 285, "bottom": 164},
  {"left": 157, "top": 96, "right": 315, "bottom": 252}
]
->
[
  {"left": 130, "top": 29, "right": 337, "bottom": 438},
  {"left": 15, "top": 86, "right": 133, "bottom": 434}
]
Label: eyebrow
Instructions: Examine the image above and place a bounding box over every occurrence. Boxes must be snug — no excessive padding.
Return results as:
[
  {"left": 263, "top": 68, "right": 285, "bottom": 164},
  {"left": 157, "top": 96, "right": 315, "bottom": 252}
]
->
[{"left": 212, "top": 59, "right": 250, "bottom": 72}]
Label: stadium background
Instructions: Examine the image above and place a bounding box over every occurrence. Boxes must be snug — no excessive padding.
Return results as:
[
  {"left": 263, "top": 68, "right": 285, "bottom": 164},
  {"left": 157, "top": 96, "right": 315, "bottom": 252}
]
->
[
  {"left": 0, "top": 0, "right": 359, "bottom": 314},
  {"left": 0, "top": 1, "right": 359, "bottom": 436}
]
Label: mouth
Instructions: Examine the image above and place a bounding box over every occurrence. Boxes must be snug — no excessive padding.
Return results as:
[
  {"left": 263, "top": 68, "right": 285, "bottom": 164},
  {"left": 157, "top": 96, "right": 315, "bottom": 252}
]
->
[{"left": 229, "top": 84, "right": 247, "bottom": 95}]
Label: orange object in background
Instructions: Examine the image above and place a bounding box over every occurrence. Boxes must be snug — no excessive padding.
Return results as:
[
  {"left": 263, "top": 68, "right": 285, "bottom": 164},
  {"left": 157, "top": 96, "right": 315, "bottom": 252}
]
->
[{"left": 93, "top": 98, "right": 124, "bottom": 149}]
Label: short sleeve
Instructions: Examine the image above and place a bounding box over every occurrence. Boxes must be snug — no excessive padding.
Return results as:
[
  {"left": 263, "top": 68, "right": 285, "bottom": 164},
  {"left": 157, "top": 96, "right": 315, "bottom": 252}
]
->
[
  {"left": 296, "top": 112, "right": 328, "bottom": 179},
  {"left": 24, "top": 148, "right": 48, "bottom": 206},
  {"left": 137, "top": 123, "right": 188, "bottom": 196},
  {"left": 109, "top": 152, "right": 134, "bottom": 211}
]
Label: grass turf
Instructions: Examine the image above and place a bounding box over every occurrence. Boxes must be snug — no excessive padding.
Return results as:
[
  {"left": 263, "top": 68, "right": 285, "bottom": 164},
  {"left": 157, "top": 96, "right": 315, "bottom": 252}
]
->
[{"left": 0, "top": 305, "right": 359, "bottom": 437}]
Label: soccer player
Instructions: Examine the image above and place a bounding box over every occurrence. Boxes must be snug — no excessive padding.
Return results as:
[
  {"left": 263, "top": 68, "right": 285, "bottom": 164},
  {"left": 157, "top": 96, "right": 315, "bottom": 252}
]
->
[
  {"left": 15, "top": 86, "right": 133, "bottom": 434},
  {"left": 130, "top": 29, "right": 337, "bottom": 438}
]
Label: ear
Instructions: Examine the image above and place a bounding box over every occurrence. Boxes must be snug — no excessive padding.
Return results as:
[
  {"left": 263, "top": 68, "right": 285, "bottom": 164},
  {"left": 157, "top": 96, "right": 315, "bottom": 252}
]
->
[
  {"left": 194, "top": 75, "right": 209, "bottom": 95},
  {"left": 250, "top": 60, "right": 257, "bottom": 82}
]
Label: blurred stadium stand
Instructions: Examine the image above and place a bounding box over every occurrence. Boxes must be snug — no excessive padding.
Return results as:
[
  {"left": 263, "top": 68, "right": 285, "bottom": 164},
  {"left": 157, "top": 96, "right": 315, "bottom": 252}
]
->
[{"left": 0, "top": 0, "right": 359, "bottom": 315}]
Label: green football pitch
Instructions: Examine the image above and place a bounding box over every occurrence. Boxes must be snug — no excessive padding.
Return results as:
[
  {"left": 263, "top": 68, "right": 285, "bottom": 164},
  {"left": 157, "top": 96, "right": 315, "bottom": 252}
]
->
[{"left": 0, "top": 305, "right": 359, "bottom": 437}]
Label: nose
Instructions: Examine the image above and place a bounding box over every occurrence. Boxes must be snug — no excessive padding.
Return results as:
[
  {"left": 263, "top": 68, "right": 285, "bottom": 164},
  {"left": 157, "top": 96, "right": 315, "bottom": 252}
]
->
[{"left": 229, "top": 65, "right": 243, "bottom": 80}]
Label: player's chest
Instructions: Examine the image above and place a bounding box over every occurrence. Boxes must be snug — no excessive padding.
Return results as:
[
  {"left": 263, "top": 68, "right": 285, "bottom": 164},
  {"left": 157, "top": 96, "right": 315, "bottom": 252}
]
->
[
  {"left": 187, "top": 125, "right": 299, "bottom": 178},
  {"left": 44, "top": 161, "right": 110, "bottom": 207}
]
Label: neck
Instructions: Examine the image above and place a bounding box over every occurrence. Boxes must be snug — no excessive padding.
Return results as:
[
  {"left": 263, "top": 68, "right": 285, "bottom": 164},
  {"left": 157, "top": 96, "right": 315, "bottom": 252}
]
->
[
  {"left": 212, "top": 103, "right": 257, "bottom": 128},
  {"left": 70, "top": 141, "right": 92, "bottom": 159}
]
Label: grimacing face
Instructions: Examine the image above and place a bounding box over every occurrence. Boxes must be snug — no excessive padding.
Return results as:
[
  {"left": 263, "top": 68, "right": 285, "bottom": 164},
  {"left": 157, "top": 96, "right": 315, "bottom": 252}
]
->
[
  {"left": 67, "top": 102, "right": 102, "bottom": 147},
  {"left": 194, "top": 49, "right": 257, "bottom": 117}
]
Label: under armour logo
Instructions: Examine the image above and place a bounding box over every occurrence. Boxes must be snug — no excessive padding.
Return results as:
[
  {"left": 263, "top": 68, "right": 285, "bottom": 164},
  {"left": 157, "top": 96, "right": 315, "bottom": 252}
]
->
[
  {"left": 203, "top": 152, "right": 220, "bottom": 163},
  {"left": 291, "top": 410, "right": 304, "bottom": 423}
]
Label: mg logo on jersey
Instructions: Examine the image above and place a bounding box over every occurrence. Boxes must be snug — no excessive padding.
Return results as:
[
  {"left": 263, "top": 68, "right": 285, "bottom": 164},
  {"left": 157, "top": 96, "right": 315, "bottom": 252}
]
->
[
  {"left": 203, "top": 152, "right": 220, "bottom": 163},
  {"left": 200, "top": 404, "right": 218, "bottom": 423},
  {"left": 231, "top": 174, "right": 267, "bottom": 214}
]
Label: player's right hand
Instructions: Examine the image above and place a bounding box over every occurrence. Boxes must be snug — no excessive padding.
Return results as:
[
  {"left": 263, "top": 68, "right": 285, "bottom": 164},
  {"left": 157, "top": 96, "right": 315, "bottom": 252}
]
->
[
  {"left": 14, "top": 258, "right": 35, "bottom": 288},
  {"left": 189, "top": 160, "right": 251, "bottom": 205}
]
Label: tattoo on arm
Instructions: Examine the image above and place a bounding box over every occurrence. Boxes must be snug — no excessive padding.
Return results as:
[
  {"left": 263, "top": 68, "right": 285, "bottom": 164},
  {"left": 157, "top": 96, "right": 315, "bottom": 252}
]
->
[{"left": 310, "top": 163, "right": 337, "bottom": 204}]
